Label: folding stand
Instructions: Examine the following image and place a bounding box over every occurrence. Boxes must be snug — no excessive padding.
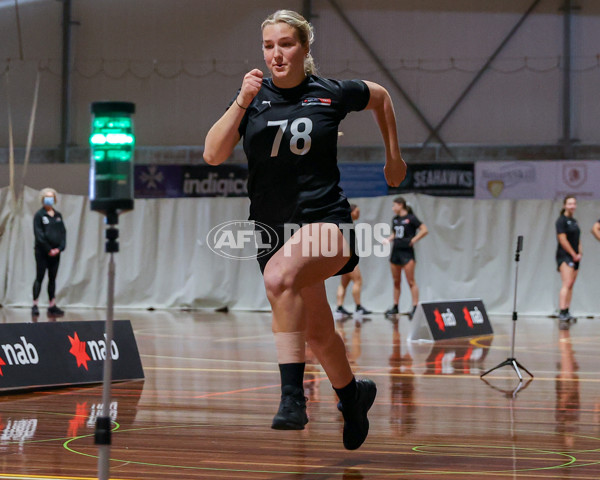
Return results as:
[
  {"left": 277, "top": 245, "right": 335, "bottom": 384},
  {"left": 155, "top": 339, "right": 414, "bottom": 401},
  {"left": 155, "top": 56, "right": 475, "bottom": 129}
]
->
[{"left": 481, "top": 235, "right": 533, "bottom": 383}]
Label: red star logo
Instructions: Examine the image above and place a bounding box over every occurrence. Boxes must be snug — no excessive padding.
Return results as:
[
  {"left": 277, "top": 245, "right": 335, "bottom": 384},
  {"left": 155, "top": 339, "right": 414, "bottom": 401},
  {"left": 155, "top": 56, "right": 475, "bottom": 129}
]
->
[
  {"left": 434, "top": 309, "right": 445, "bottom": 331},
  {"left": 68, "top": 401, "right": 88, "bottom": 438},
  {"left": 0, "top": 356, "right": 5, "bottom": 376},
  {"left": 463, "top": 306, "right": 474, "bottom": 328},
  {"left": 69, "top": 332, "right": 91, "bottom": 370}
]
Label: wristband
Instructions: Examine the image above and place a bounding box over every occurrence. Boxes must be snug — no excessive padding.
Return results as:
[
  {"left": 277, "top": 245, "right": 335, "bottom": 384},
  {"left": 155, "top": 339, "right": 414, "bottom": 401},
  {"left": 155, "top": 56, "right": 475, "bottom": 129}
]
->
[{"left": 235, "top": 98, "right": 247, "bottom": 110}]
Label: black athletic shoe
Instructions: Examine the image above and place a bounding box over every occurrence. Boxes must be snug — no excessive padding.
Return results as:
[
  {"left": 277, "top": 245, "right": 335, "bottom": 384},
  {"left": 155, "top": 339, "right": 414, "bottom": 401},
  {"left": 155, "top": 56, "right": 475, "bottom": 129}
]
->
[
  {"left": 385, "top": 306, "right": 399, "bottom": 316},
  {"left": 408, "top": 305, "right": 417, "bottom": 320},
  {"left": 337, "top": 379, "right": 377, "bottom": 450},
  {"left": 31, "top": 305, "right": 39, "bottom": 316},
  {"left": 355, "top": 305, "right": 372, "bottom": 315},
  {"left": 47, "top": 305, "right": 64, "bottom": 317},
  {"left": 336, "top": 306, "right": 353, "bottom": 316},
  {"left": 558, "top": 310, "right": 576, "bottom": 323},
  {"left": 271, "top": 386, "right": 308, "bottom": 430}
]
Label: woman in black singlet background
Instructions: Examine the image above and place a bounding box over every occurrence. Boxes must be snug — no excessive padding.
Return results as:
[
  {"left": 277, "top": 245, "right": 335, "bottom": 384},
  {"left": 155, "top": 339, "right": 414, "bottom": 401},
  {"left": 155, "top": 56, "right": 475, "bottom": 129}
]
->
[
  {"left": 555, "top": 195, "right": 581, "bottom": 323},
  {"left": 384, "top": 196, "right": 428, "bottom": 319},
  {"left": 204, "top": 10, "right": 406, "bottom": 450},
  {"left": 592, "top": 217, "right": 600, "bottom": 242}
]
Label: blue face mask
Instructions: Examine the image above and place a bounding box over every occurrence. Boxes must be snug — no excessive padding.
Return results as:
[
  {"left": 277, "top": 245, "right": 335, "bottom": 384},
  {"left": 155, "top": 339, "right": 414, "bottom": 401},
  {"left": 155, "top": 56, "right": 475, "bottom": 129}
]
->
[{"left": 43, "top": 197, "right": 55, "bottom": 206}]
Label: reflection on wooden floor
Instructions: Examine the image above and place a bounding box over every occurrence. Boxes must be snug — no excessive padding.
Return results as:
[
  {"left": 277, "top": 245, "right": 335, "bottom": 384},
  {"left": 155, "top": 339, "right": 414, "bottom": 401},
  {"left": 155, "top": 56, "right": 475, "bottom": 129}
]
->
[{"left": 1, "top": 307, "right": 599, "bottom": 479}]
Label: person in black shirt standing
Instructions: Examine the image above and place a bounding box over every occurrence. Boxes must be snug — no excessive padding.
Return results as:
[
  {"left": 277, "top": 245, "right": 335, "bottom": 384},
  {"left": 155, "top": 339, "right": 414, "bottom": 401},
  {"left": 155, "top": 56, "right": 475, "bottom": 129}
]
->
[
  {"left": 592, "top": 218, "right": 600, "bottom": 242},
  {"left": 32, "top": 188, "right": 66, "bottom": 317},
  {"left": 335, "top": 204, "right": 372, "bottom": 318},
  {"left": 555, "top": 195, "right": 581, "bottom": 323},
  {"left": 384, "top": 197, "right": 428, "bottom": 319},
  {"left": 204, "top": 10, "right": 406, "bottom": 450}
]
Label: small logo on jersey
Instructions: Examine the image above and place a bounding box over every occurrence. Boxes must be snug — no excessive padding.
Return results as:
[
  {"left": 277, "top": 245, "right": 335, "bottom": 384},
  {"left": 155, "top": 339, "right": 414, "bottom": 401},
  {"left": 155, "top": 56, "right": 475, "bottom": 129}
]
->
[
  {"left": 42, "top": 217, "right": 49, "bottom": 225},
  {"left": 206, "top": 221, "right": 279, "bottom": 260},
  {"left": 302, "top": 97, "right": 331, "bottom": 107},
  {"left": 262, "top": 100, "right": 272, "bottom": 107}
]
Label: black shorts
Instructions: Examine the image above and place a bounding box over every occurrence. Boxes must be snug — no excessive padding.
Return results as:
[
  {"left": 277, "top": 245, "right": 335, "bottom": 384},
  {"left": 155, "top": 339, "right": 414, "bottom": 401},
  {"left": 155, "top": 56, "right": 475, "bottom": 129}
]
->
[
  {"left": 556, "top": 253, "right": 579, "bottom": 271},
  {"left": 256, "top": 222, "right": 358, "bottom": 276},
  {"left": 390, "top": 248, "right": 415, "bottom": 266}
]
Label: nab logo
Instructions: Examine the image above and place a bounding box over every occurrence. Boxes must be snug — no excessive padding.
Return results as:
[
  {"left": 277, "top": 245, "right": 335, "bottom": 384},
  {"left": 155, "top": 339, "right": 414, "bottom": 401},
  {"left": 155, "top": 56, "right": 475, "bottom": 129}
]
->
[
  {"left": 0, "top": 337, "right": 39, "bottom": 375},
  {"left": 433, "top": 308, "right": 457, "bottom": 331},
  {"left": 1, "top": 418, "right": 38, "bottom": 448},
  {"left": 68, "top": 332, "right": 120, "bottom": 371}
]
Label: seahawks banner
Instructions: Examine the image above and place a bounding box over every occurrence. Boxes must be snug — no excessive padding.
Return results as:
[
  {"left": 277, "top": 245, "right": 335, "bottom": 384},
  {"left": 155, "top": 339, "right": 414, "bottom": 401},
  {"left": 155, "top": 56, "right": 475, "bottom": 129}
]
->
[
  {"left": 408, "top": 299, "right": 493, "bottom": 342},
  {"left": 389, "top": 163, "right": 474, "bottom": 197},
  {"left": 0, "top": 321, "right": 144, "bottom": 392}
]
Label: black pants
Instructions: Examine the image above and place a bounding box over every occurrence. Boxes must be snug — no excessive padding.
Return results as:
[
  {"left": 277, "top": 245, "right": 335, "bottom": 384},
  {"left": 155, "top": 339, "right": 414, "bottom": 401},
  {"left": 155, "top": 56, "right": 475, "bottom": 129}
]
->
[{"left": 33, "top": 249, "right": 60, "bottom": 301}]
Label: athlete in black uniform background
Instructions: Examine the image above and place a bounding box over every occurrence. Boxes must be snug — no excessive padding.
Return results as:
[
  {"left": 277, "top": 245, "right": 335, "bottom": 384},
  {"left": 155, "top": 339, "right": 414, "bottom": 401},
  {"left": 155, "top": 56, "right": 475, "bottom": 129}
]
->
[
  {"left": 384, "top": 196, "right": 428, "bottom": 319},
  {"left": 204, "top": 10, "right": 406, "bottom": 450},
  {"left": 32, "top": 188, "right": 66, "bottom": 317},
  {"left": 555, "top": 195, "right": 581, "bottom": 323},
  {"left": 592, "top": 217, "right": 600, "bottom": 242},
  {"left": 335, "top": 205, "right": 372, "bottom": 319}
]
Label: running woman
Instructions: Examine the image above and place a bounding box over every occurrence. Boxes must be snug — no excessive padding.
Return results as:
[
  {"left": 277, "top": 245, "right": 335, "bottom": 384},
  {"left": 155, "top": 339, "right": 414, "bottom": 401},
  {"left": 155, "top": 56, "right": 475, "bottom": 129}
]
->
[{"left": 204, "top": 10, "right": 406, "bottom": 450}]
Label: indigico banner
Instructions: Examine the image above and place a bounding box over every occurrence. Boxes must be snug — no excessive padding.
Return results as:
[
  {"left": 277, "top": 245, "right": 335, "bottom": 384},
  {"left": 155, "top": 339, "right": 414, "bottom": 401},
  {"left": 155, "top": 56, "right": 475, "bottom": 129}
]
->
[
  {"left": 408, "top": 299, "right": 493, "bottom": 342},
  {"left": 0, "top": 321, "right": 144, "bottom": 392},
  {"left": 135, "top": 164, "right": 248, "bottom": 198}
]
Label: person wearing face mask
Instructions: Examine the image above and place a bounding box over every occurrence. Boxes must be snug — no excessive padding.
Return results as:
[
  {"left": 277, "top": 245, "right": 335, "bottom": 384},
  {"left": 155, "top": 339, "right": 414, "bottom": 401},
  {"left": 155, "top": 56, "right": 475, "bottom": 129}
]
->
[{"left": 32, "top": 187, "right": 67, "bottom": 317}]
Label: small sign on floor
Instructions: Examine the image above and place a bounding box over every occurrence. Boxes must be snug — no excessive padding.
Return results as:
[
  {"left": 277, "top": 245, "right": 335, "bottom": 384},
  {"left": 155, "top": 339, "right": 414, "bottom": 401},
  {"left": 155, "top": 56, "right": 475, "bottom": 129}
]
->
[{"left": 408, "top": 299, "right": 493, "bottom": 342}]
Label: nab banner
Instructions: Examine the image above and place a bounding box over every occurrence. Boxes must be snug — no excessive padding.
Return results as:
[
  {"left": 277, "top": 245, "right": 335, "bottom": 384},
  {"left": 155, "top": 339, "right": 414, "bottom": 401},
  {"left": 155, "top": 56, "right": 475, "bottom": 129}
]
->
[
  {"left": 408, "top": 299, "right": 493, "bottom": 342},
  {"left": 0, "top": 321, "right": 144, "bottom": 392}
]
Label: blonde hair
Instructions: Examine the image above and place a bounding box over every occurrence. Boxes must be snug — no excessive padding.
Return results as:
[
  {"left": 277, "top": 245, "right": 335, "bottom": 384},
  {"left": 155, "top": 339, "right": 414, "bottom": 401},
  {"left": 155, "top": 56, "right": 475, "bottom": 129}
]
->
[
  {"left": 40, "top": 187, "right": 58, "bottom": 205},
  {"left": 262, "top": 10, "right": 317, "bottom": 75}
]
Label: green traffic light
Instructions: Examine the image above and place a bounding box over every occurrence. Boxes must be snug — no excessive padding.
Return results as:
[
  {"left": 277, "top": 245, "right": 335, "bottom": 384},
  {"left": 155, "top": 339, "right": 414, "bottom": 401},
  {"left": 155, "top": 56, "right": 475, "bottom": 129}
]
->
[{"left": 89, "top": 101, "right": 136, "bottom": 212}]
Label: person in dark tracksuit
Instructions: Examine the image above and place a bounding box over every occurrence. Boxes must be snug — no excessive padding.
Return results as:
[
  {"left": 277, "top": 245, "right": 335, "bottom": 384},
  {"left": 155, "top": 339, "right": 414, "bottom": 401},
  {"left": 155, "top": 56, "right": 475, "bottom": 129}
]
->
[
  {"left": 204, "top": 10, "right": 406, "bottom": 450},
  {"left": 32, "top": 188, "right": 66, "bottom": 317},
  {"left": 556, "top": 195, "right": 581, "bottom": 323}
]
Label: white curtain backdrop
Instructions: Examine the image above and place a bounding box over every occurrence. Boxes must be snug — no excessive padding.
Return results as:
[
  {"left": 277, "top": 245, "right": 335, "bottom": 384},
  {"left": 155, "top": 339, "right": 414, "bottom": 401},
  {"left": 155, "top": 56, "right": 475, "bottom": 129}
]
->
[{"left": 0, "top": 186, "right": 598, "bottom": 316}]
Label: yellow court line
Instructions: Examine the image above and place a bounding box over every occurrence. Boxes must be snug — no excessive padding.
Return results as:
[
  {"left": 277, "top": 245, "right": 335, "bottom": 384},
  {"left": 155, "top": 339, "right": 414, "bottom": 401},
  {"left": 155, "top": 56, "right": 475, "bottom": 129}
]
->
[{"left": 0, "top": 474, "right": 134, "bottom": 480}]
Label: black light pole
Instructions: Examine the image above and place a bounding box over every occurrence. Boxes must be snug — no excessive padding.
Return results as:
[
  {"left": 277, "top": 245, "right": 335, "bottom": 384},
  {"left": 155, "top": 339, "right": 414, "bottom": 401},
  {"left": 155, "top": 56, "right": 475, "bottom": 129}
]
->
[{"left": 89, "top": 101, "right": 136, "bottom": 480}]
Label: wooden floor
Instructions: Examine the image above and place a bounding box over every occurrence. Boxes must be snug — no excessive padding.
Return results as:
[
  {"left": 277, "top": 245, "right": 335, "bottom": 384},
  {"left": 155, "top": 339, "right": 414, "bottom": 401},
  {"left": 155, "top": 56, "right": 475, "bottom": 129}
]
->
[{"left": 0, "top": 307, "right": 599, "bottom": 480}]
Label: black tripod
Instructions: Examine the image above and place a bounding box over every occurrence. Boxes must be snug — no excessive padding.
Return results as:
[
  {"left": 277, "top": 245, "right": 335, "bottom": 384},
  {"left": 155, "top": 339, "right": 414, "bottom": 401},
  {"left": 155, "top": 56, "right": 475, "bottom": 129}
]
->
[{"left": 481, "top": 235, "right": 533, "bottom": 384}]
